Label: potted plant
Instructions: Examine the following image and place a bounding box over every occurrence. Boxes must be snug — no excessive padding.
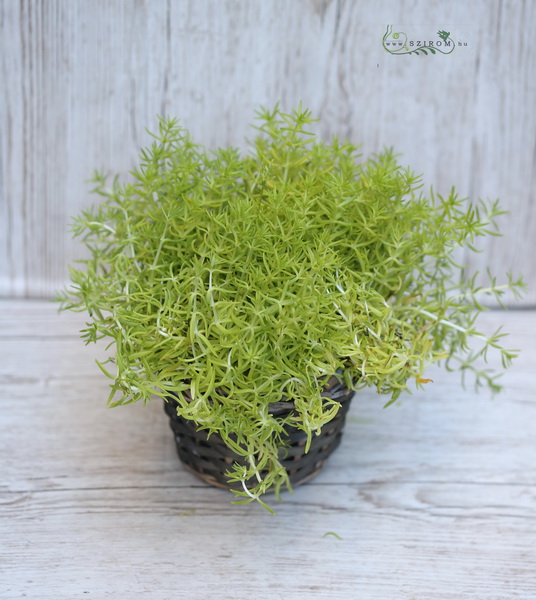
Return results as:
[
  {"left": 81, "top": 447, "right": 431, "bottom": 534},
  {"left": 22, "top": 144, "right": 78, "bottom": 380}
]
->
[{"left": 58, "top": 105, "right": 524, "bottom": 511}]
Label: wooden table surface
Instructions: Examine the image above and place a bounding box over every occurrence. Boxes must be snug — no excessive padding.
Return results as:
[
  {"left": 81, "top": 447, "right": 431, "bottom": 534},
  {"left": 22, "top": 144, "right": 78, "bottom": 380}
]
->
[{"left": 1, "top": 300, "right": 535, "bottom": 600}]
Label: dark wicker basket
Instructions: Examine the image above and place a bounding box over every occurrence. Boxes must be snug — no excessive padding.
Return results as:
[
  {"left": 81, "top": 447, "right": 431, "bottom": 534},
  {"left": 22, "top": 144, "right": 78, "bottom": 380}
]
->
[{"left": 164, "top": 375, "right": 354, "bottom": 491}]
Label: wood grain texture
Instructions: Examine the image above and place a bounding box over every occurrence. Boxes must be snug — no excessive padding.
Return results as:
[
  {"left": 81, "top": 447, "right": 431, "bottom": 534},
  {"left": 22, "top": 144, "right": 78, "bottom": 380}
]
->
[
  {"left": 1, "top": 300, "right": 535, "bottom": 599},
  {"left": 0, "top": 0, "right": 535, "bottom": 304}
]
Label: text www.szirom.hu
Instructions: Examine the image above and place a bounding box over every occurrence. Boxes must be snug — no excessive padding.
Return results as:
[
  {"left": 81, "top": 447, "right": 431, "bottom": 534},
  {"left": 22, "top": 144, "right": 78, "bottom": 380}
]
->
[{"left": 385, "top": 40, "right": 468, "bottom": 48}]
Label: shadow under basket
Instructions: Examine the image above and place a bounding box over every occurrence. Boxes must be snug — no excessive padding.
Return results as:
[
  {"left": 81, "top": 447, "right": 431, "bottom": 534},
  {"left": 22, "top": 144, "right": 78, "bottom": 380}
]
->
[{"left": 163, "top": 376, "right": 354, "bottom": 492}]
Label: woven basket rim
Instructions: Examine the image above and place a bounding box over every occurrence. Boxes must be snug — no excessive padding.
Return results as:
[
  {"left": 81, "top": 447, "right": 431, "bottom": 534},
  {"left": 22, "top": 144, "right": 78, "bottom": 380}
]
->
[{"left": 168, "top": 373, "right": 353, "bottom": 416}]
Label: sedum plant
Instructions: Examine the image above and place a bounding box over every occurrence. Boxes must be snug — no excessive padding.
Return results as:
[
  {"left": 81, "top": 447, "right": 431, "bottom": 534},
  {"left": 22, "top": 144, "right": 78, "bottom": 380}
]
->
[{"left": 58, "top": 105, "right": 524, "bottom": 507}]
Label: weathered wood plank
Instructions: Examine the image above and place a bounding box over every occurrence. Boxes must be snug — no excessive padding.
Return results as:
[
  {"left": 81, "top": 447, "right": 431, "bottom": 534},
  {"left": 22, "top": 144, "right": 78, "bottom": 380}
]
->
[
  {"left": 0, "top": 0, "right": 534, "bottom": 303},
  {"left": 1, "top": 300, "right": 535, "bottom": 598},
  {"left": 1, "top": 485, "right": 535, "bottom": 599},
  {"left": 0, "top": 299, "right": 84, "bottom": 337}
]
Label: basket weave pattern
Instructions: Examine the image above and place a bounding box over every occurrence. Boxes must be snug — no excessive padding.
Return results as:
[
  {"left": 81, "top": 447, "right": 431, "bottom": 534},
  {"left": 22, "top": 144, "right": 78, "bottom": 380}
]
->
[{"left": 164, "top": 376, "right": 354, "bottom": 491}]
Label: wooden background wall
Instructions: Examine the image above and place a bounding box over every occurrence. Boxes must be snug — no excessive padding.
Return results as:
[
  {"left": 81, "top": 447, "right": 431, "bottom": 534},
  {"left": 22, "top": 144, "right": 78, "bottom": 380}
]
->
[{"left": 1, "top": 0, "right": 535, "bottom": 305}]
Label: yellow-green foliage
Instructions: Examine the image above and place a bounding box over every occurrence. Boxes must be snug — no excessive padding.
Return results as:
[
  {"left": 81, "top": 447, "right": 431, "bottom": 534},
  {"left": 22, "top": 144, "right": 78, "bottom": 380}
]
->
[{"left": 58, "top": 106, "right": 524, "bottom": 507}]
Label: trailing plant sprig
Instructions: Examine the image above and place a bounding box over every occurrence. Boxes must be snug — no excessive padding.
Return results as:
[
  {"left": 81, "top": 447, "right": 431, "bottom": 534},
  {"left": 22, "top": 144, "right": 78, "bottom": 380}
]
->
[{"left": 58, "top": 105, "right": 524, "bottom": 506}]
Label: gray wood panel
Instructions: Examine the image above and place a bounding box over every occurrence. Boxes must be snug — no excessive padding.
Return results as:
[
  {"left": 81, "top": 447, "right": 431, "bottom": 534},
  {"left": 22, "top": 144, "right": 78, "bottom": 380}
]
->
[
  {"left": 1, "top": 300, "right": 535, "bottom": 598},
  {"left": 1, "top": 0, "right": 535, "bottom": 303}
]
